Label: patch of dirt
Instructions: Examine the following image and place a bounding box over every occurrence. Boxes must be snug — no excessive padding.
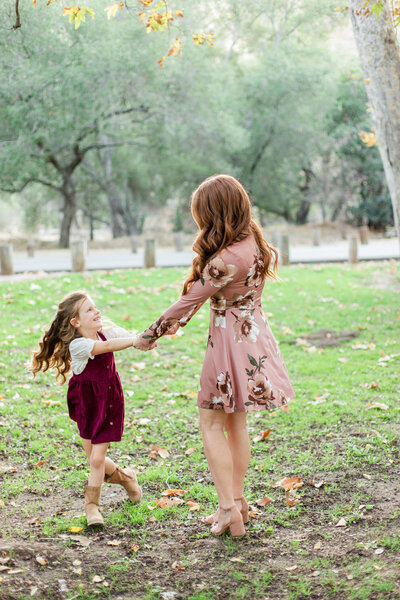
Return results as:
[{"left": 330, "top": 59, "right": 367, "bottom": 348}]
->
[
  {"left": 1, "top": 462, "right": 400, "bottom": 600},
  {"left": 285, "top": 328, "right": 361, "bottom": 348}
]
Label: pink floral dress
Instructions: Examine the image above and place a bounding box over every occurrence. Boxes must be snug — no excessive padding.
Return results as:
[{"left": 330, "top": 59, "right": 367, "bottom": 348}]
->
[{"left": 139, "top": 235, "right": 294, "bottom": 413}]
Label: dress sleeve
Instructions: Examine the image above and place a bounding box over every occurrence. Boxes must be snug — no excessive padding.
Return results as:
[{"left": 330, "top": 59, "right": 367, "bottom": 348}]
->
[
  {"left": 69, "top": 337, "right": 96, "bottom": 375},
  {"left": 138, "top": 253, "right": 239, "bottom": 347}
]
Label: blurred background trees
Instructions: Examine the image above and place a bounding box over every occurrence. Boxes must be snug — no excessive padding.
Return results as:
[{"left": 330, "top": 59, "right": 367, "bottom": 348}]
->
[{"left": 0, "top": 0, "right": 394, "bottom": 246}]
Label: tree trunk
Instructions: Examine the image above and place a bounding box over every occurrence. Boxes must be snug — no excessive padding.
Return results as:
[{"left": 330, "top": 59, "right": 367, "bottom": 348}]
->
[
  {"left": 59, "top": 176, "right": 77, "bottom": 248},
  {"left": 349, "top": 0, "right": 400, "bottom": 252},
  {"left": 295, "top": 168, "right": 314, "bottom": 224}
]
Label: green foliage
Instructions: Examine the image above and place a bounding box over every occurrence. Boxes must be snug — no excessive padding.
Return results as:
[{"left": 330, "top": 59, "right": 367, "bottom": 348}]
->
[{"left": 326, "top": 74, "right": 392, "bottom": 229}]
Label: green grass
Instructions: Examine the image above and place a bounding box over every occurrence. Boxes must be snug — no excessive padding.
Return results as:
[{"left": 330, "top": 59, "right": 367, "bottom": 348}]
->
[{"left": 0, "top": 262, "right": 399, "bottom": 599}]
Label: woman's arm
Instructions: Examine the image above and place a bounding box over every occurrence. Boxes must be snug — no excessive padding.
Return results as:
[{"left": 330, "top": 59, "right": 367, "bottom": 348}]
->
[{"left": 133, "top": 253, "right": 239, "bottom": 350}]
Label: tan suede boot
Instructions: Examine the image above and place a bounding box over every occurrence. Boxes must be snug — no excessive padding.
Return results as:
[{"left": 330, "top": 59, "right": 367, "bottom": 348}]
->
[
  {"left": 104, "top": 467, "right": 142, "bottom": 503},
  {"left": 84, "top": 485, "right": 104, "bottom": 526}
]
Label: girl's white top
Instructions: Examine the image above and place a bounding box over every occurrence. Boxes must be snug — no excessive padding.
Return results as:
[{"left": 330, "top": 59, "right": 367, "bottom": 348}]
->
[{"left": 69, "top": 326, "right": 132, "bottom": 375}]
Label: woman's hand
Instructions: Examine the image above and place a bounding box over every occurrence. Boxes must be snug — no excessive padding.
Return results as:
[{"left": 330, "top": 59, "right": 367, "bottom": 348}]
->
[
  {"left": 164, "top": 323, "right": 180, "bottom": 336},
  {"left": 132, "top": 335, "right": 157, "bottom": 351}
]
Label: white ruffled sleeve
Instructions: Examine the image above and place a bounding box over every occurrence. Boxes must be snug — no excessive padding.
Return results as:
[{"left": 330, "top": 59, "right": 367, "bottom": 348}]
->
[
  {"left": 101, "top": 326, "right": 132, "bottom": 340},
  {"left": 69, "top": 337, "right": 96, "bottom": 375}
]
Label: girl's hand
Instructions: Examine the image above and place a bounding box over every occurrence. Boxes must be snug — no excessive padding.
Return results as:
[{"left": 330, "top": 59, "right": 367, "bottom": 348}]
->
[{"left": 132, "top": 335, "right": 157, "bottom": 351}]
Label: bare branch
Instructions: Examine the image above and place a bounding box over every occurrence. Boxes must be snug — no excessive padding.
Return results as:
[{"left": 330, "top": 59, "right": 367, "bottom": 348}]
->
[
  {"left": 12, "top": 0, "right": 21, "bottom": 30},
  {"left": 0, "top": 177, "right": 62, "bottom": 194}
]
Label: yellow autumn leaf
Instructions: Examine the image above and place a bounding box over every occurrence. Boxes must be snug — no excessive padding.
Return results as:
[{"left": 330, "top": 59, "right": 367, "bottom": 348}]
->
[
  {"left": 69, "top": 526, "right": 83, "bottom": 533},
  {"left": 104, "top": 4, "right": 120, "bottom": 20}
]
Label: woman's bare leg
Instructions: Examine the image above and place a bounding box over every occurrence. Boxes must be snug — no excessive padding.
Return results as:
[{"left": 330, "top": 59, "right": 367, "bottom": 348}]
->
[
  {"left": 225, "top": 412, "right": 250, "bottom": 500},
  {"left": 199, "top": 408, "right": 233, "bottom": 508}
]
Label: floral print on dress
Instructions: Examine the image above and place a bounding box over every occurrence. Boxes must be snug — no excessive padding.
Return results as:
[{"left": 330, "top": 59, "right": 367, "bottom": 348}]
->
[
  {"left": 216, "top": 371, "right": 234, "bottom": 409},
  {"left": 178, "top": 303, "right": 200, "bottom": 326},
  {"left": 245, "top": 354, "right": 275, "bottom": 408},
  {"left": 200, "top": 395, "right": 225, "bottom": 410},
  {"left": 203, "top": 257, "right": 238, "bottom": 288},
  {"left": 211, "top": 296, "right": 226, "bottom": 328},
  {"left": 247, "top": 372, "right": 275, "bottom": 405},
  {"left": 231, "top": 289, "right": 257, "bottom": 310},
  {"left": 245, "top": 249, "right": 264, "bottom": 288},
  {"left": 232, "top": 311, "right": 260, "bottom": 343}
]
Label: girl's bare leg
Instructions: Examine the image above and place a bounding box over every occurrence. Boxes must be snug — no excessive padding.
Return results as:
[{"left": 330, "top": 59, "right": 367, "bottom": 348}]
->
[
  {"left": 82, "top": 441, "right": 109, "bottom": 487},
  {"left": 81, "top": 438, "right": 118, "bottom": 477}
]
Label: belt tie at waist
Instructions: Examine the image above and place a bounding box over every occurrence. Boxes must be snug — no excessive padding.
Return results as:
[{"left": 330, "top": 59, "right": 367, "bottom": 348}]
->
[{"left": 210, "top": 297, "right": 261, "bottom": 312}]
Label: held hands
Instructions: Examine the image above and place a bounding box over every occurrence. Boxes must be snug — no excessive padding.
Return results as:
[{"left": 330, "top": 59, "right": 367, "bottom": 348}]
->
[
  {"left": 132, "top": 323, "right": 180, "bottom": 352},
  {"left": 132, "top": 335, "right": 157, "bottom": 352}
]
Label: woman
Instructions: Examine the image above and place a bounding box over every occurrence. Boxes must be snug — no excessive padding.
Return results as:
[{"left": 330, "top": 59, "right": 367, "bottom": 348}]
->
[{"left": 134, "top": 174, "right": 294, "bottom": 537}]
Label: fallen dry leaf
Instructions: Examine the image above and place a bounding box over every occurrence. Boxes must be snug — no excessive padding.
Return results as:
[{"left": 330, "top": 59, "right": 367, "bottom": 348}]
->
[
  {"left": 256, "top": 496, "right": 274, "bottom": 507},
  {"left": 285, "top": 491, "right": 299, "bottom": 507},
  {"left": 253, "top": 429, "right": 271, "bottom": 443},
  {"left": 68, "top": 527, "right": 83, "bottom": 533},
  {"left": 60, "top": 534, "right": 91, "bottom": 547},
  {"left": 285, "top": 565, "right": 298, "bottom": 572},
  {"left": 313, "top": 541, "right": 322, "bottom": 550},
  {"left": 36, "top": 556, "right": 47, "bottom": 566},
  {"left": 92, "top": 575, "right": 103, "bottom": 583},
  {"left": 171, "top": 561, "right": 185, "bottom": 570},
  {"left": 131, "top": 545, "right": 140, "bottom": 552},
  {"left": 366, "top": 402, "right": 388, "bottom": 411},
  {"left": 374, "top": 548, "right": 384, "bottom": 555},
  {"left": 149, "top": 445, "right": 170, "bottom": 459},
  {"left": 155, "top": 497, "right": 184, "bottom": 508},
  {"left": 335, "top": 518, "right": 347, "bottom": 527},
  {"left": 185, "top": 447, "right": 196, "bottom": 456},
  {"left": 186, "top": 500, "right": 200, "bottom": 511},
  {"left": 271, "top": 476, "right": 304, "bottom": 492},
  {"left": 310, "top": 480, "right": 326, "bottom": 489},
  {"left": 107, "top": 540, "right": 121, "bottom": 546},
  {"left": 7, "top": 569, "right": 24, "bottom": 575},
  {"left": 130, "top": 362, "right": 146, "bottom": 371},
  {"left": 148, "top": 516, "right": 156, "bottom": 522},
  {"left": 161, "top": 489, "right": 186, "bottom": 497},
  {"left": 229, "top": 557, "right": 244, "bottom": 563}
]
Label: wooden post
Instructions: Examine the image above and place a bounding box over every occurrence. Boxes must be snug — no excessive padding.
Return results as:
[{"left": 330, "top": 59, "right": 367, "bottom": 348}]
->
[
  {"left": 174, "top": 231, "right": 184, "bottom": 252},
  {"left": 270, "top": 231, "right": 281, "bottom": 250},
  {"left": 280, "top": 234, "right": 290, "bottom": 265},
  {"left": 349, "top": 235, "right": 358, "bottom": 264},
  {"left": 0, "top": 244, "right": 14, "bottom": 275},
  {"left": 359, "top": 225, "right": 369, "bottom": 245},
  {"left": 130, "top": 234, "right": 138, "bottom": 254},
  {"left": 144, "top": 238, "right": 156, "bottom": 268},
  {"left": 312, "top": 227, "right": 321, "bottom": 246},
  {"left": 27, "top": 238, "right": 35, "bottom": 257},
  {"left": 71, "top": 240, "right": 87, "bottom": 272}
]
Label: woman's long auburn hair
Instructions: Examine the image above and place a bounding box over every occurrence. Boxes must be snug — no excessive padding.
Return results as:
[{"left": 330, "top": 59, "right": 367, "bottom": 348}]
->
[
  {"left": 30, "top": 291, "right": 88, "bottom": 384},
  {"left": 182, "top": 174, "right": 278, "bottom": 294}
]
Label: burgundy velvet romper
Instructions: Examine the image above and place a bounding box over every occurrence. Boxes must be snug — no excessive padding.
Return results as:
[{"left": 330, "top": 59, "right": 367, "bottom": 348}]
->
[{"left": 67, "top": 332, "right": 125, "bottom": 444}]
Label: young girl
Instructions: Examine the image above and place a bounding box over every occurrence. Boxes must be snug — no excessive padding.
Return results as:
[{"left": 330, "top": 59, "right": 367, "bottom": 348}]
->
[
  {"left": 133, "top": 174, "right": 295, "bottom": 537},
  {"left": 31, "top": 290, "right": 150, "bottom": 526}
]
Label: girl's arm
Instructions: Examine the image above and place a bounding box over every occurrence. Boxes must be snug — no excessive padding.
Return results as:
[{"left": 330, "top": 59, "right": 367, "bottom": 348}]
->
[
  {"left": 92, "top": 337, "right": 134, "bottom": 356},
  {"left": 92, "top": 336, "right": 157, "bottom": 355},
  {"left": 133, "top": 253, "right": 239, "bottom": 350}
]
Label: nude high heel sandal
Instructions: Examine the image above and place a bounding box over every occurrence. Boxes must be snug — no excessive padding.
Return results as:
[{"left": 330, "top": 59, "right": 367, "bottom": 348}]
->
[
  {"left": 234, "top": 496, "right": 249, "bottom": 524},
  {"left": 210, "top": 505, "right": 246, "bottom": 537}
]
